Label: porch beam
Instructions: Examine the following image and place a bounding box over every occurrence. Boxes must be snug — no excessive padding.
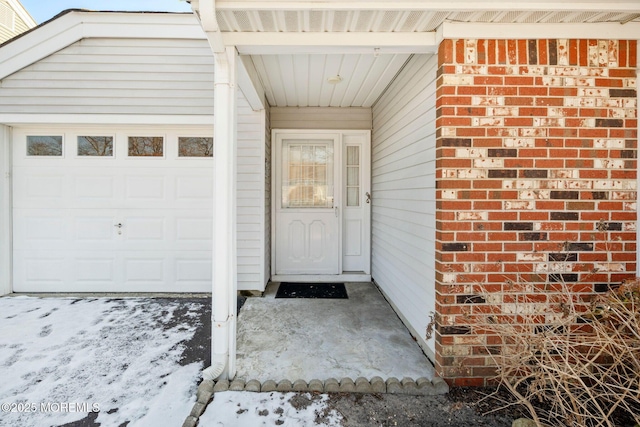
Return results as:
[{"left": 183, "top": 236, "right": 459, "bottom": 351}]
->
[
  {"left": 215, "top": 0, "right": 640, "bottom": 12},
  {"left": 439, "top": 21, "right": 640, "bottom": 41},
  {"left": 225, "top": 32, "right": 438, "bottom": 55},
  {"left": 238, "top": 55, "right": 266, "bottom": 111}
]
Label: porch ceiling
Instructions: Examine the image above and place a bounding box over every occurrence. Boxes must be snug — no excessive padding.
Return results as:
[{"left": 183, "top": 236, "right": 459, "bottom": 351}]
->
[{"left": 249, "top": 53, "right": 411, "bottom": 107}]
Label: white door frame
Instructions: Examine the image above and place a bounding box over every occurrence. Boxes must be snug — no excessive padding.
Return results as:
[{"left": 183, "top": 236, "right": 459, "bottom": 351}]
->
[{"left": 271, "top": 129, "right": 371, "bottom": 283}]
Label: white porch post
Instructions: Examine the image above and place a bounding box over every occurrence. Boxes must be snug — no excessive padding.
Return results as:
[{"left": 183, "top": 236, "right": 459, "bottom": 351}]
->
[
  {"left": 0, "top": 125, "right": 11, "bottom": 296},
  {"left": 210, "top": 46, "right": 238, "bottom": 380}
]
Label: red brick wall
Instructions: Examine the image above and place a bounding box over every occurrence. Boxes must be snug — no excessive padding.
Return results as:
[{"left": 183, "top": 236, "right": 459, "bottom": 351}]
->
[{"left": 435, "top": 39, "right": 638, "bottom": 386}]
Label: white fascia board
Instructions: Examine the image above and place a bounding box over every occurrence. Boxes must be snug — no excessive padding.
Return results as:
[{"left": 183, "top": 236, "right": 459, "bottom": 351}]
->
[
  {"left": 215, "top": 0, "right": 640, "bottom": 12},
  {"left": 196, "top": 0, "right": 226, "bottom": 52},
  {"left": 8, "top": 0, "right": 36, "bottom": 28},
  {"left": 440, "top": 21, "right": 640, "bottom": 41},
  {"left": 226, "top": 32, "right": 437, "bottom": 55},
  {"left": 237, "top": 55, "right": 265, "bottom": 111},
  {"left": 1, "top": 114, "right": 214, "bottom": 126},
  {"left": 0, "top": 12, "right": 205, "bottom": 80}
]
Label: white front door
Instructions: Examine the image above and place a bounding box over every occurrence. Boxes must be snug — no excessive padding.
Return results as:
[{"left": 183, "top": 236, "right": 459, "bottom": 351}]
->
[
  {"left": 273, "top": 130, "right": 371, "bottom": 277},
  {"left": 275, "top": 134, "right": 340, "bottom": 274}
]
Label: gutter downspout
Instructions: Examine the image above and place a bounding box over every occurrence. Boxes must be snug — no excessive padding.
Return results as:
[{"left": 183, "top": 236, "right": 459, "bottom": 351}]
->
[{"left": 193, "top": 0, "right": 238, "bottom": 381}]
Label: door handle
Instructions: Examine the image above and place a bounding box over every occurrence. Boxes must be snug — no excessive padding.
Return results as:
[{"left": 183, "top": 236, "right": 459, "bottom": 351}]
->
[
  {"left": 365, "top": 192, "right": 371, "bottom": 204},
  {"left": 335, "top": 206, "right": 339, "bottom": 217},
  {"left": 114, "top": 223, "right": 123, "bottom": 228}
]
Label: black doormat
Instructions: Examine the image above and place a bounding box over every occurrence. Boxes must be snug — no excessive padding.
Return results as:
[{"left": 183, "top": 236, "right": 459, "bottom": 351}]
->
[{"left": 275, "top": 283, "right": 348, "bottom": 299}]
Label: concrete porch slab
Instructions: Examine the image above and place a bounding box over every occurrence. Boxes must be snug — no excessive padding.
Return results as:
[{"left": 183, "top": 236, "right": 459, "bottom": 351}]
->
[{"left": 235, "top": 282, "right": 435, "bottom": 382}]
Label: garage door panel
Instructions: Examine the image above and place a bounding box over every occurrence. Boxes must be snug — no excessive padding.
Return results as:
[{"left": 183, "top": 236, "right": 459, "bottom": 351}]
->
[
  {"left": 13, "top": 171, "right": 69, "bottom": 209},
  {"left": 175, "top": 175, "right": 213, "bottom": 202},
  {"left": 125, "top": 175, "right": 167, "bottom": 201},
  {"left": 74, "top": 257, "right": 116, "bottom": 283},
  {"left": 74, "top": 214, "right": 118, "bottom": 243},
  {"left": 175, "top": 256, "right": 212, "bottom": 292},
  {"left": 122, "top": 216, "right": 166, "bottom": 242},
  {"left": 74, "top": 175, "right": 117, "bottom": 202},
  {"left": 13, "top": 253, "right": 67, "bottom": 292},
  {"left": 13, "top": 209, "right": 69, "bottom": 251},
  {"left": 124, "top": 257, "right": 166, "bottom": 283},
  {"left": 12, "top": 128, "right": 215, "bottom": 293},
  {"left": 175, "top": 215, "right": 213, "bottom": 251}
]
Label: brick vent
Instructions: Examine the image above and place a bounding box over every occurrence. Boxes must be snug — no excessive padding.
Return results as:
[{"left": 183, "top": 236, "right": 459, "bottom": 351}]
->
[{"left": 435, "top": 39, "right": 637, "bottom": 386}]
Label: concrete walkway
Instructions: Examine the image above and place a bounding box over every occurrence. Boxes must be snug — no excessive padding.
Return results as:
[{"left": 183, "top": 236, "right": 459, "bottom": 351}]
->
[{"left": 234, "top": 282, "right": 435, "bottom": 382}]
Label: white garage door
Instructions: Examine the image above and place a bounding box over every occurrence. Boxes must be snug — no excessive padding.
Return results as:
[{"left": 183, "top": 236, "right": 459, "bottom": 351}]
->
[{"left": 12, "top": 127, "right": 214, "bottom": 293}]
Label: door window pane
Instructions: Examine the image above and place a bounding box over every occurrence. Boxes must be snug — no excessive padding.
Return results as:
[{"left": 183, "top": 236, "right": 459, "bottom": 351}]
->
[
  {"left": 178, "top": 137, "right": 213, "bottom": 157},
  {"left": 282, "top": 140, "right": 333, "bottom": 208},
  {"left": 27, "top": 136, "right": 62, "bottom": 156},
  {"left": 346, "top": 146, "right": 360, "bottom": 207},
  {"left": 78, "top": 136, "right": 113, "bottom": 156},
  {"left": 128, "top": 137, "right": 164, "bottom": 157}
]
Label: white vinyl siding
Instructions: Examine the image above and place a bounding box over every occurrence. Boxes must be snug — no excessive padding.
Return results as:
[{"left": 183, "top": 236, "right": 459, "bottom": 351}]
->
[
  {"left": 237, "top": 92, "right": 268, "bottom": 291},
  {"left": 0, "top": 38, "right": 214, "bottom": 116},
  {"left": 371, "top": 54, "right": 438, "bottom": 357},
  {"left": 270, "top": 107, "right": 372, "bottom": 130}
]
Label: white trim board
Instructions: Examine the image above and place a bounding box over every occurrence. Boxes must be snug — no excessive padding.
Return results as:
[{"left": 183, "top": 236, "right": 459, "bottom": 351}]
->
[
  {"left": 228, "top": 32, "right": 438, "bottom": 55},
  {"left": 6, "top": 0, "right": 36, "bottom": 28},
  {"left": 1, "top": 115, "right": 215, "bottom": 126},
  {"left": 272, "top": 274, "right": 372, "bottom": 283},
  {"left": 0, "top": 125, "right": 12, "bottom": 296}
]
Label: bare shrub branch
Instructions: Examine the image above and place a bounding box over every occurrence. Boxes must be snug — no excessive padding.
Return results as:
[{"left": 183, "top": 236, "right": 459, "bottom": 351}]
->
[{"left": 475, "top": 278, "right": 640, "bottom": 427}]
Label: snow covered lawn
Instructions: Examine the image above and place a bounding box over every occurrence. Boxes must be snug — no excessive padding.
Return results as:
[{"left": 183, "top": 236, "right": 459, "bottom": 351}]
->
[
  {"left": 199, "top": 391, "right": 343, "bottom": 426},
  {"left": 0, "top": 296, "right": 206, "bottom": 427}
]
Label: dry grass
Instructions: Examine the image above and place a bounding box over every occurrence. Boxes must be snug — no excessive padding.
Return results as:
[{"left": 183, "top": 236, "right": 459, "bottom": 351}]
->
[{"left": 477, "top": 279, "right": 640, "bottom": 427}]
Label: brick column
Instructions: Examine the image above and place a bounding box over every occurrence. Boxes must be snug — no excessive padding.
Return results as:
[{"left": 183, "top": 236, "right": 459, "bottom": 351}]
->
[{"left": 435, "top": 39, "right": 638, "bottom": 386}]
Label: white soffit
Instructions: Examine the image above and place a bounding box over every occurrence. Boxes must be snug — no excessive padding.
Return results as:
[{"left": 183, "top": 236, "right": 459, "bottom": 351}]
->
[
  {"left": 250, "top": 53, "right": 411, "bottom": 107},
  {"left": 215, "top": 9, "right": 640, "bottom": 33}
]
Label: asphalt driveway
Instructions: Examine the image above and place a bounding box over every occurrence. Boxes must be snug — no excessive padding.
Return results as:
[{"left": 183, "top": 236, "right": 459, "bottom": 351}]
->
[{"left": 0, "top": 295, "right": 210, "bottom": 427}]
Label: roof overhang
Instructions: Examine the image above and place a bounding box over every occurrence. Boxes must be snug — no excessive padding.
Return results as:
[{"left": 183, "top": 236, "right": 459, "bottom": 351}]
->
[{"left": 190, "top": 0, "right": 639, "bottom": 56}]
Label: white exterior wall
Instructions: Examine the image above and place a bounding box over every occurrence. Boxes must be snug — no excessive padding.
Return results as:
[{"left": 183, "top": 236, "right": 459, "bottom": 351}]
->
[
  {"left": 0, "top": 34, "right": 269, "bottom": 292},
  {"left": 0, "top": 38, "right": 214, "bottom": 116},
  {"left": 371, "top": 54, "right": 438, "bottom": 357},
  {"left": 237, "top": 93, "right": 268, "bottom": 291},
  {"left": 0, "top": 125, "right": 11, "bottom": 295},
  {"left": 270, "top": 107, "right": 371, "bottom": 130}
]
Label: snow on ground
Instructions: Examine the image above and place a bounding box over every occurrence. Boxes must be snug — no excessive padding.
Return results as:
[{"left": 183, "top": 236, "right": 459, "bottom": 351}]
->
[
  {"left": 199, "top": 391, "right": 343, "bottom": 427},
  {"left": 0, "top": 296, "right": 204, "bottom": 427}
]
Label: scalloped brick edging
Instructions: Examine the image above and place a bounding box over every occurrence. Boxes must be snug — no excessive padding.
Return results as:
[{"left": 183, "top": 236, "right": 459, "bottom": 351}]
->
[{"left": 182, "top": 376, "right": 449, "bottom": 427}]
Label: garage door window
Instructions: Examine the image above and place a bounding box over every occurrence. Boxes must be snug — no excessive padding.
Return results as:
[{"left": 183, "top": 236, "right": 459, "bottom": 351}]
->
[
  {"left": 128, "top": 137, "right": 164, "bottom": 157},
  {"left": 27, "top": 136, "right": 63, "bottom": 156},
  {"left": 78, "top": 136, "right": 114, "bottom": 157},
  {"left": 178, "top": 137, "right": 213, "bottom": 157}
]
